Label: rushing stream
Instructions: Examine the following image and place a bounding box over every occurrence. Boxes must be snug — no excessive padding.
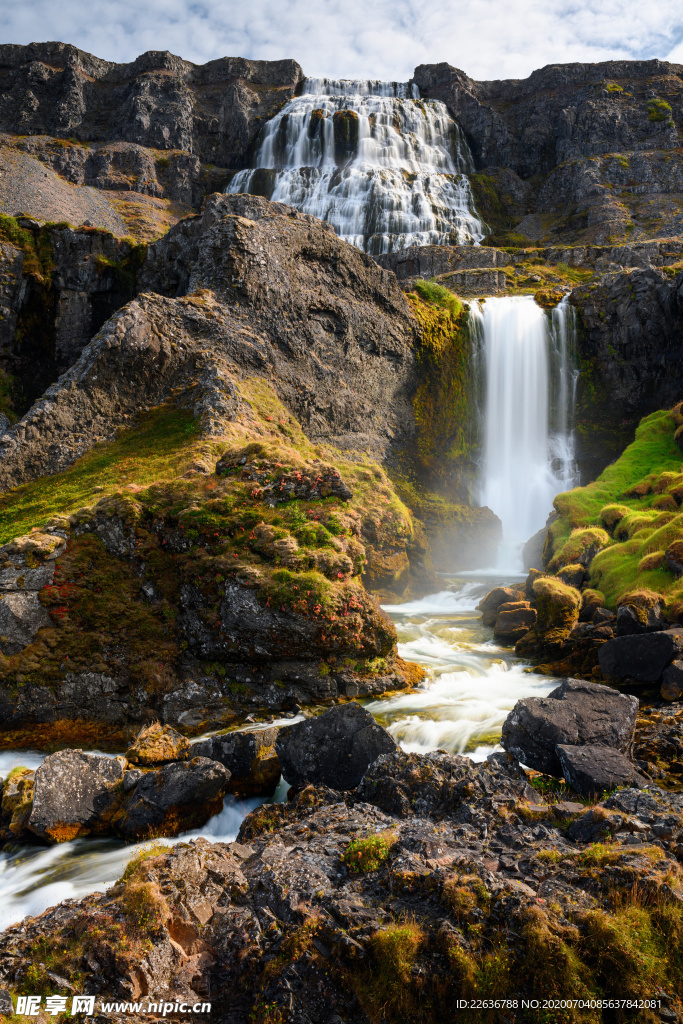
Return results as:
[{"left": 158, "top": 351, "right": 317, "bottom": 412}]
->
[{"left": 0, "top": 572, "right": 555, "bottom": 931}]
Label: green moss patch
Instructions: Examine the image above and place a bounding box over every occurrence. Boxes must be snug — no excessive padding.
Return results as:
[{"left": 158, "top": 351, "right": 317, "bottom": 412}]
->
[{"left": 551, "top": 409, "right": 683, "bottom": 611}]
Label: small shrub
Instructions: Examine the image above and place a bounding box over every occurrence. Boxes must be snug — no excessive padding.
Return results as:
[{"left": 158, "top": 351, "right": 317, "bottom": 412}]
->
[
  {"left": 647, "top": 98, "right": 672, "bottom": 122},
  {"left": 372, "top": 921, "right": 423, "bottom": 983},
  {"left": 121, "top": 880, "right": 166, "bottom": 934},
  {"left": 413, "top": 279, "right": 462, "bottom": 317},
  {"left": 342, "top": 832, "right": 395, "bottom": 873}
]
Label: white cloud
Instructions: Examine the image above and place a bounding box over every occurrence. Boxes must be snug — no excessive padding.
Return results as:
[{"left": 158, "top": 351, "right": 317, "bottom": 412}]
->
[{"left": 1, "top": 0, "right": 682, "bottom": 82}]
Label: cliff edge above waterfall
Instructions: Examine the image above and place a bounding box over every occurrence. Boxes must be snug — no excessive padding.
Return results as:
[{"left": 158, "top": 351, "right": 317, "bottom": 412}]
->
[{"left": 416, "top": 58, "right": 683, "bottom": 247}]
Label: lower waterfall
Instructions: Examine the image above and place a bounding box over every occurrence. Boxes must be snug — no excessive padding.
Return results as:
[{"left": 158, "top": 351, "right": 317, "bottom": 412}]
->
[{"left": 471, "top": 294, "right": 578, "bottom": 569}]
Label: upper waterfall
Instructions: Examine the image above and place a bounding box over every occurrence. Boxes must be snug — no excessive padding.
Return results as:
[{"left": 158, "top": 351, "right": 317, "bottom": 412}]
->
[
  {"left": 471, "top": 295, "right": 579, "bottom": 570},
  {"left": 226, "top": 78, "right": 485, "bottom": 255}
]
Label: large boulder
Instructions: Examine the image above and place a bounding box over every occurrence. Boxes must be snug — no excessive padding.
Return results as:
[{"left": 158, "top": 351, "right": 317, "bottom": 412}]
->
[
  {"left": 125, "top": 721, "right": 191, "bottom": 766},
  {"left": 29, "top": 750, "right": 125, "bottom": 843},
  {"left": 515, "top": 577, "right": 582, "bottom": 659},
  {"left": 275, "top": 703, "right": 397, "bottom": 791},
  {"left": 477, "top": 587, "right": 524, "bottom": 627},
  {"left": 192, "top": 728, "right": 280, "bottom": 797},
  {"left": 494, "top": 602, "right": 537, "bottom": 643},
  {"left": 115, "top": 756, "right": 230, "bottom": 841},
  {"left": 501, "top": 678, "right": 639, "bottom": 775},
  {"left": 556, "top": 744, "right": 649, "bottom": 797},
  {"left": 599, "top": 629, "right": 683, "bottom": 684}
]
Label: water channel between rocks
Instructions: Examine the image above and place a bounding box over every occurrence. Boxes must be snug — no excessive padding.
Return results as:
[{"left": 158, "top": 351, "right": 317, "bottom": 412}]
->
[{"left": 0, "top": 570, "right": 556, "bottom": 932}]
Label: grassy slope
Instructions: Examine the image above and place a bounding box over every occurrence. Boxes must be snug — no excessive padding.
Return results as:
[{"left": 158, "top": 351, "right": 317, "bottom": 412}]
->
[{"left": 551, "top": 409, "right": 683, "bottom": 610}]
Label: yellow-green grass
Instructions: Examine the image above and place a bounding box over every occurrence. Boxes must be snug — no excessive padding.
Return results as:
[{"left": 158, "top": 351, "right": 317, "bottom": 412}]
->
[
  {"left": 0, "top": 406, "right": 204, "bottom": 544},
  {"left": 550, "top": 410, "right": 683, "bottom": 610}
]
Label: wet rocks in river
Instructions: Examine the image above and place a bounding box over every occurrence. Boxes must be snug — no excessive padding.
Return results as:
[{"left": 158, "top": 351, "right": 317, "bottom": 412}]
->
[
  {"left": 114, "top": 756, "right": 231, "bottom": 841},
  {"left": 125, "top": 721, "right": 191, "bottom": 765},
  {"left": 599, "top": 628, "right": 683, "bottom": 684},
  {"left": 493, "top": 601, "right": 537, "bottom": 642},
  {"left": 501, "top": 678, "right": 638, "bottom": 775},
  {"left": 28, "top": 750, "right": 125, "bottom": 843},
  {"left": 556, "top": 743, "right": 649, "bottom": 797},
  {"left": 476, "top": 586, "right": 524, "bottom": 627},
  {"left": 275, "top": 702, "right": 397, "bottom": 790},
  {"left": 192, "top": 727, "right": 281, "bottom": 797}
]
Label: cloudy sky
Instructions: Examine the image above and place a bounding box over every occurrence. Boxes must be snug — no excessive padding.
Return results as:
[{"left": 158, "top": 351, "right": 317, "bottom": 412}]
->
[{"left": 3, "top": 0, "right": 683, "bottom": 81}]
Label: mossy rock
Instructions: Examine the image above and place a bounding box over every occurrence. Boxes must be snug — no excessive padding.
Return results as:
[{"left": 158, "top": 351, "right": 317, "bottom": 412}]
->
[
  {"left": 600, "top": 504, "right": 630, "bottom": 532},
  {"left": 580, "top": 588, "right": 605, "bottom": 620},
  {"left": 675, "top": 424, "right": 683, "bottom": 454},
  {"left": 532, "top": 577, "right": 582, "bottom": 631},
  {"left": 125, "top": 722, "right": 190, "bottom": 766},
  {"left": 665, "top": 539, "right": 683, "bottom": 578},
  {"left": 556, "top": 563, "right": 586, "bottom": 589},
  {"left": 548, "top": 527, "right": 609, "bottom": 572},
  {"left": 672, "top": 401, "right": 683, "bottom": 427},
  {"left": 638, "top": 551, "right": 666, "bottom": 573},
  {"left": 616, "top": 588, "right": 664, "bottom": 627},
  {"left": 652, "top": 493, "right": 678, "bottom": 512}
]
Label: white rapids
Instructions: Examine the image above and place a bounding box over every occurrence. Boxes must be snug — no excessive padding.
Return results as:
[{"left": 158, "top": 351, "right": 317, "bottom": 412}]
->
[
  {"left": 374, "top": 573, "right": 556, "bottom": 761},
  {"left": 227, "top": 77, "right": 484, "bottom": 254},
  {"left": 0, "top": 574, "right": 555, "bottom": 930},
  {"left": 471, "top": 294, "right": 579, "bottom": 570}
]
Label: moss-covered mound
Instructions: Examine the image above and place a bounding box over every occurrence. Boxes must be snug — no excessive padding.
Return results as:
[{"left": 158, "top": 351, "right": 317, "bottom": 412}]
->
[
  {"left": 549, "top": 408, "right": 683, "bottom": 615},
  {"left": 0, "top": 377, "right": 427, "bottom": 747}
]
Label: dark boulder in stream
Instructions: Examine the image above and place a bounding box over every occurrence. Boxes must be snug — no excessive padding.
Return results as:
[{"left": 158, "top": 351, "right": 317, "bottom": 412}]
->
[
  {"left": 28, "top": 750, "right": 125, "bottom": 843},
  {"left": 276, "top": 702, "right": 397, "bottom": 790},
  {"left": 501, "top": 678, "right": 638, "bottom": 775}
]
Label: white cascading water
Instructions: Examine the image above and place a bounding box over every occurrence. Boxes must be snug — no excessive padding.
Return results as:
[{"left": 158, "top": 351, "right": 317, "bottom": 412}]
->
[
  {"left": 227, "top": 78, "right": 484, "bottom": 254},
  {"left": 471, "top": 294, "right": 579, "bottom": 569}
]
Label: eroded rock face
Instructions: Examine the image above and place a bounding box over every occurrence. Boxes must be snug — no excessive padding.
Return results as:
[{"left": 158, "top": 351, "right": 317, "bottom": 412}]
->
[
  {"left": 501, "top": 678, "right": 639, "bottom": 775},
  {"left": 0, "top": 44, "right": 303, "bottom": 170},
  {"left": 0, "top": 194, "right": 418, "bottom": 493},
  {"left": 415, "top": 59, "right": 683, "bottom": 245},
  {"left": 28, "top": 750, "right": 125, "bottom": 842},
  {"left": 275, "top": 703, "right": 397, "bottom": 790}
]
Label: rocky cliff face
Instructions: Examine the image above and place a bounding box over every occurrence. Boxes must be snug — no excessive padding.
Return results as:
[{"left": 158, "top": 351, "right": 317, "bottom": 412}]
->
[
  {"left": 0, "top": 43, "right": 303, "bottom": 168},
  {"left": 416, "top": 59, "right": 683, "bottom": 245},
  {"left": 0, "top": 43, "right": 303, "bottom": 237},
  {"left": 0, "top": 194, "right": 434, "bottom": 741}
]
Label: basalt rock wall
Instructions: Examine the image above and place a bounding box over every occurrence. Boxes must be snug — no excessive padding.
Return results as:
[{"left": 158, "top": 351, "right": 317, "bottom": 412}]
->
[
  {"left": 415, "top": 59, "right": 683, "bottom": 245},
  {"left": 0, "top": 43, "right": 303, "bottom": 169}
]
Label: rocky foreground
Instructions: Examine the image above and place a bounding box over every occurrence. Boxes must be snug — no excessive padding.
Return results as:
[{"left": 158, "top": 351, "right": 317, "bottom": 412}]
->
[{"left": 1, "top": 696, "right": 682, "bottom": 1023}]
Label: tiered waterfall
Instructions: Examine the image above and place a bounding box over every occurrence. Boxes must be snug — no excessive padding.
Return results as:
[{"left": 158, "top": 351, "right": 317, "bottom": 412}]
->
[{"left": 226, "top": 78, "right": 484, "bottom": 254}]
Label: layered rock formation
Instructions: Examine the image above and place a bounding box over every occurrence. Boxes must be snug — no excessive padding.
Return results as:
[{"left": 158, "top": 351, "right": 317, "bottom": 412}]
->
[
  {"left": 0, "top": 44, "right": 303, "bottom": 236},
  {"left": 416, "top": 59, "right": 683, "bottom": 246}
]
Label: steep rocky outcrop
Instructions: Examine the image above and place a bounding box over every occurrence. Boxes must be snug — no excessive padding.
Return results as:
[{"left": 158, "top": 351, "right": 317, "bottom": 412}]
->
[
  {"left": 0, "top": 195, "right": 432, "bottom": 739},
  {"left": 0, "top": 44, "right": 303, "bottom": 168},
  {"left": 416, "top": 59, "right": 683, "bottom": 246}
]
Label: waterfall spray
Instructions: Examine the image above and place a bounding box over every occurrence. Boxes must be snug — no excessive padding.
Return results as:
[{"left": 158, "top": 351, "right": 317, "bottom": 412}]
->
[{"left": 227, "top": 79, "right": 484, "bottom": 254}]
